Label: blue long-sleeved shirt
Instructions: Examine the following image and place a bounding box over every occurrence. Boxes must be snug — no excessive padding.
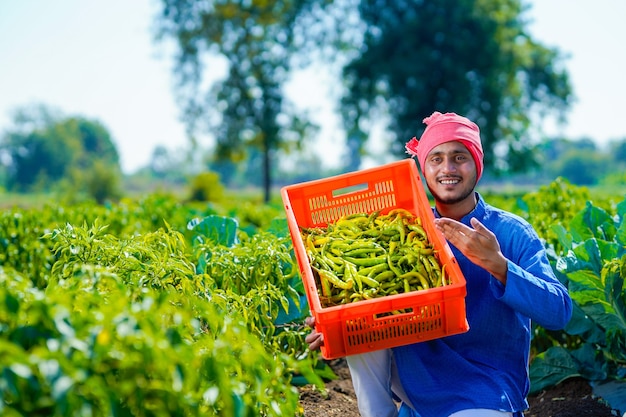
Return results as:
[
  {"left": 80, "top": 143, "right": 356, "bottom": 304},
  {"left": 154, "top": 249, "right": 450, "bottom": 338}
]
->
[{"left": 392, "top": 193, "right": 572, "bottom": 417}]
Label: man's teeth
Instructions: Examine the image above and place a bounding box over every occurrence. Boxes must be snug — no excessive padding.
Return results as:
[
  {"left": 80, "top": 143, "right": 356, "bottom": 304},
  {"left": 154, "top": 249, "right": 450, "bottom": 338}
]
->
[{"left": 440, "top": 179, "right": 459, "bottom": 184}]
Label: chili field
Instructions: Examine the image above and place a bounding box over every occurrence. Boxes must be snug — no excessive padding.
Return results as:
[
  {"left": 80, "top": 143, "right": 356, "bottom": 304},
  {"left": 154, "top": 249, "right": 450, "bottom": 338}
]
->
[{"left": 1, "top": 179, "right": 625, "bottom": 415}]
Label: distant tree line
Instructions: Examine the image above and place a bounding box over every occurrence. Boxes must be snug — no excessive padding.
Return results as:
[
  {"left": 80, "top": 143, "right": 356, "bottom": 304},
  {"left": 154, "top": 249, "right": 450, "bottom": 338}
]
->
[
  {"left": 5, "top": 0, "right": 625, "bottom": 202},
  {"left": 533, "top": 137, "right": 625, "bottom": 186},
  {"left": 1, "top": 103, "right": 624, "bottom": 204},
  {"left": 0, "top": 105, "right": 122, "bottom": 204}
]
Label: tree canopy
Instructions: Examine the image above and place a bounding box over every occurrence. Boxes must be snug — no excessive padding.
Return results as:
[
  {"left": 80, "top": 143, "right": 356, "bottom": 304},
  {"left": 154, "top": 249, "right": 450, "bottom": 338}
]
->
[
  {"left": 341, "top": 0, "right": 572, "bottom": 173},
  {"left": 155, "top": 0, "right": 326, "bottom": 202},
  {"left": 0, "top": 105, "right": 122, "bottom": 201},
  {"left": 154, "top": 0, "right": 573, "bottom": 199}
]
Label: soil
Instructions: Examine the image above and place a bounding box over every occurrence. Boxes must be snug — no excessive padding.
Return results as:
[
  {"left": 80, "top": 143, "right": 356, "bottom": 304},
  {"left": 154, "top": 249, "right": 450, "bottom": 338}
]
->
[{"left": 299, "top": 358, "right": 622, "bottom": 417}]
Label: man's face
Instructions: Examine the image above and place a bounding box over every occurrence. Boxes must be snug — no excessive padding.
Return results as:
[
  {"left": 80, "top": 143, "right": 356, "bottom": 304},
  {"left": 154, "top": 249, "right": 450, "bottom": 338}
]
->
[{"left": 423, "top": 141, "right": 477, "bottom": 205}]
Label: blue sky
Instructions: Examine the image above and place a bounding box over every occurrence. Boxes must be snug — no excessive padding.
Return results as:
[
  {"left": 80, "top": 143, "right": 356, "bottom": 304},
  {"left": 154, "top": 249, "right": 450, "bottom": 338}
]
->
[{"left": 1, "top": 0, "right": 625, "bottom": 174}]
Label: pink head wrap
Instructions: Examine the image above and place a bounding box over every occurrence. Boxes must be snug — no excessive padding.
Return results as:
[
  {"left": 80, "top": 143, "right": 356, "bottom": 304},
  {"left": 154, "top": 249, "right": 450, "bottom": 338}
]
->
[{"left": 405, "top": 111, "right": 484, "bottom": 181}]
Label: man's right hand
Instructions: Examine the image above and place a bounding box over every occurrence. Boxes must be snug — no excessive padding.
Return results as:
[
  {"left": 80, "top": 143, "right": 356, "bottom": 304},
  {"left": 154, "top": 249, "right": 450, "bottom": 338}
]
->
[{"left": 304, "top": 316, "right": 324, "bottom": 351}]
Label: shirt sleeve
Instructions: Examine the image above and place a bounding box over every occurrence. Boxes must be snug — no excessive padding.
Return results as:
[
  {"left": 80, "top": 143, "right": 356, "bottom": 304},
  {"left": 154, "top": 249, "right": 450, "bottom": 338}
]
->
[{"left": 489, "top": 222, "right": 573, "bottom": 330}]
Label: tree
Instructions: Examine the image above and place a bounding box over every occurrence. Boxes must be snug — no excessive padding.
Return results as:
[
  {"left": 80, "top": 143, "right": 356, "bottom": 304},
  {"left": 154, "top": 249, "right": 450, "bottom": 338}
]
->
[
  {"left": 553, "top": 149, "right": 607, "bottom": 185},
  {"left": 1, "top": 106, "right": 72, "bottom": 191},
  {"left": 609, "top": 138, "right": 626, "bottom": 164},
  {"left": 535, "top": 137, "right": 608, "bottom": 185},
  {"left": 155, "top": 0, "right": 326, "bottom": 202},
  {"left": 0, "top": 104, "right": 122, "bottom": 199},
  {"left": 600, "top": 138, "right": 626, "bottom": 186},
  {"left": 155, "top": 0, "right": 572, "bottom": 194},
  {"left": 79, "top": 159, "right": 123, "bottom": 204},
  {"left": 339, "top": 0, "right": 573, "bottom": 174}
]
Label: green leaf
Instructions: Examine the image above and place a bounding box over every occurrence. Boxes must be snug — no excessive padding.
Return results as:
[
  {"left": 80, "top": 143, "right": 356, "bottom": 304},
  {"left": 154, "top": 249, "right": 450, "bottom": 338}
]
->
[
  {"left": 267, "top": 217, "right": 289, "bottom": 238},
  {"left": 616, "top": 219, "right": 626, "bottom": 247},
  {"left": 555, "top": 251, "right": 578, "bottom": 274},
  {"left": 571, "top": 290, "right": 610, "bottom": 309},
  {"left": 275, "top": 294, "right": 308, "bottom": 325},
  {"left": 4, "top": 292, "right": 19, "bottom": 314},
  {"left": 564, "top": 304, "right": 605, "bottom": 344},
  {"left": 571, "top": 239, "right": 603, "bottom": 275},
  {"left": 566, "top": 269, "right": 604, "bottom": 293},
  {"left": 9, "top": 363, "right": 32, "bottom": 379},
  {"left": 591, "top": 380, "right": 626, "bottom": 416},
  {"left": 53, "top": 310, "right": 75, "bottom": 340},
  {"left": 617, "top": 198, "right": 626, "bottom": 220},
  {"left": 556, "top": 241, "right": 603, "bottom": 276},
  {"left": 530, "top": 343, "right": 608, "bottom": 394},
  {"left": 605, "top": 260, "right": 626, "bottom": 332},
  {"left": 570, "top": 343, "right": 608, "bottom": 381},
  {"left": 188, "top": 215, "right": 239, "bottom": 247},
  {"left": 598, "top": 239, "right": 620, "bottom": 265},
  {"left": 529, "top": 346, "right": 580, "bottom": 394},
  {"left": 51, "top": 375, "right": 73, "bottom": 401},
  {"left": 579, "top": 303, "right": 623, "bottom": 332},
  {"left": 552, "top": 223, "right": 572, "bottom": 253},
  {"left": 572, "top": 202, "right": 613, "bottom": 242}
]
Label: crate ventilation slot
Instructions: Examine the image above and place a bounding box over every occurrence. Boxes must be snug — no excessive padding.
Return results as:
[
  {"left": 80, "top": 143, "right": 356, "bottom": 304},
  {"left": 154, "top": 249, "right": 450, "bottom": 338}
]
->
[
  {"left": 345, "top": 303, "right": 443, "bottom": 346},
  {"left": 309, "top": 180, "right": 397, "bottom": 224}
]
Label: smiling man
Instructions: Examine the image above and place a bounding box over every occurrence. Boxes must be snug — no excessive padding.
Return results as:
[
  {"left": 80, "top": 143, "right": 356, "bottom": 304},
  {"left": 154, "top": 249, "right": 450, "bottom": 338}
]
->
[
  {"left": 405, "top": 112, "right": 509, "bottom": 285},
  {"left": 398, "top": 112, "right": 571, "bottom": 416},
  {"left": 306, "top": 111, "right": 573, "bottom": 417}
]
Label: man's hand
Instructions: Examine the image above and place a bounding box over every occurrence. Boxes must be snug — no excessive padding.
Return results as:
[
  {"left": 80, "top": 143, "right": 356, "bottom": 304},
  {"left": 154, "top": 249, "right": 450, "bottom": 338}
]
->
[
  {"left": 304, "top": 316, "right": 324, "bottom": 351},
  {"left": 434, "top": 217, "right": 508, "bottom": 284}
]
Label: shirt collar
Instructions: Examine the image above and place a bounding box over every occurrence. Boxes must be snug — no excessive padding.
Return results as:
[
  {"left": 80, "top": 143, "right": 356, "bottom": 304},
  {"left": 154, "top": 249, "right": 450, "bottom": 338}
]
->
[{"left": 434, "top": 192, "right": 485, "bottom": 224}]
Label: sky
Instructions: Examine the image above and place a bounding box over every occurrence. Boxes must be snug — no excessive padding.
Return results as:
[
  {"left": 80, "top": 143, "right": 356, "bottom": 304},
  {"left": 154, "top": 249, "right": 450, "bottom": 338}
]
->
[{"left": 1, "top": 1, "right": 625, "bottom": 174}]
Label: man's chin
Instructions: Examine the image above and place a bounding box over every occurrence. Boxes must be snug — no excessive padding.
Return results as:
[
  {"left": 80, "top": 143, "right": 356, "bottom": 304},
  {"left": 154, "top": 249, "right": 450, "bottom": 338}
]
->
[{"left": 429, "top": 187, "right": 473, "bottom": 205}]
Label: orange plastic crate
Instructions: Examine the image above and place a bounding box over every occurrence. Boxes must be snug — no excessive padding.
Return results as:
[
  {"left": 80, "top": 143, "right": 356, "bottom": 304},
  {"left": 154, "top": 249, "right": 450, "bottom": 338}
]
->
[{"left": 281, "top": 159, "right": 469, "bottom": 359}]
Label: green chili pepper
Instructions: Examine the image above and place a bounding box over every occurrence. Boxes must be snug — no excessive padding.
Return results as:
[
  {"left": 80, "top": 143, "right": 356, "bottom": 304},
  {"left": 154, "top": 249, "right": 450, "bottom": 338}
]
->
[
  {"left": 374, "top": 270, "right": 396, "bottom": 283},
  {"left": 358, "top": 274, "right": 380, "bottom": 288},
  {"left": 400, "top": 271, "right": 430, "bottom": 289},
  {"left": 314, "top": 267, "right": 353, "bottom": 290},
  {"left": 304, "top": 209, "right": 447, "bottom": 307},
  {"left": 343, "top": 254, "right": 388, "bottom": 267}
]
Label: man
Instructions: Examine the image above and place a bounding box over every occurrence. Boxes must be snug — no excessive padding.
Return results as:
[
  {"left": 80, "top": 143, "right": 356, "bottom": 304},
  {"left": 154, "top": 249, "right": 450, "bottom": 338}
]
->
[{"left": 305, "top": 111, "right": 573, "bottom": 417}]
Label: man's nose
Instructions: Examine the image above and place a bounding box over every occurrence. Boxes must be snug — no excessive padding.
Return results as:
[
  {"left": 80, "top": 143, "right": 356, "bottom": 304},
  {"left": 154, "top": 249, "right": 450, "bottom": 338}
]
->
[{"left": 441, "top": 158, "right": 457, "bottom": 173}]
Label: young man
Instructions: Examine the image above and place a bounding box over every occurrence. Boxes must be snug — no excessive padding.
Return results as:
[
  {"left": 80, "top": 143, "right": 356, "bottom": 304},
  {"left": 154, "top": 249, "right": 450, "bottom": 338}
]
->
[{"left": 305, "top": 111, "right": 573, "bottom": 417}]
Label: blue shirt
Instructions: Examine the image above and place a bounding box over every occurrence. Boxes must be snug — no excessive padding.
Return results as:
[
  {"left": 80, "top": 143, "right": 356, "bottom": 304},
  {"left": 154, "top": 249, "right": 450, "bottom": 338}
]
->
[{"left": 393, "top": 193, "right": 572, "bottom": 417}]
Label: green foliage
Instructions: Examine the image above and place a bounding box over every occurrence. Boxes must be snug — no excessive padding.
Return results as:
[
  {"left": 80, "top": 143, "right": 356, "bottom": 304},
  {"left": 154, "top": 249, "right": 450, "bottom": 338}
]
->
[
  {"left": 188, "top": 171, "right": 225, "bottom": 203},
  {"left": 340, "top": 0, "right": 571, "bottom": 173},
  {"left": 0, "top": 267, "right": 303, "bottom": 416},
  {"left": 76, "top": 159, "right": 123, "bottom": 204},
  {"left": 518, "top": 179, "right": 620, "bottom": 361},
  {"left": 531, "top": 136, "right": 626, "bottom": 186},
  {"left": 479, "top": 189, "right": 527, "bottom": 216},
  {"left": 0, "top": 208, "right": 56, "bottom": 289},
  {"left": 519, "top": 177, "right": 592, "bottom": 254},
  {"left": 154, "top": 0, "right": 574, "bottom": 186},
  {"left": 0, "top": 194, "right": 324, "bottom": 415},
  {"left": 45, "top": 220, "right": 198, "bottom": 294},
  {"left": 156, "top": 0, "right": 321, "bottom": 202},
  {"left": 188, "top": 215, "right": 239, "bottom": 247},
  {"left": 227, "top": 200, "right": 285, "bottom": 233},
  {"left": 191, "top": 219, "right": 310, "bottom": 358},
  {"left": 600, "top": 170, "right": 626, "bottom": 187},
  {"left": 550, "top": 150, "right": 609, "bottom": 186},
  {"left": 12, "top": 181, "right": 626, "bottom": 412},
  {"left": 529, "top": 197, "right": 626, "bottom": 394},
  {"left": 0, "top": 105, "right": 121, "bottom": 194}
]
